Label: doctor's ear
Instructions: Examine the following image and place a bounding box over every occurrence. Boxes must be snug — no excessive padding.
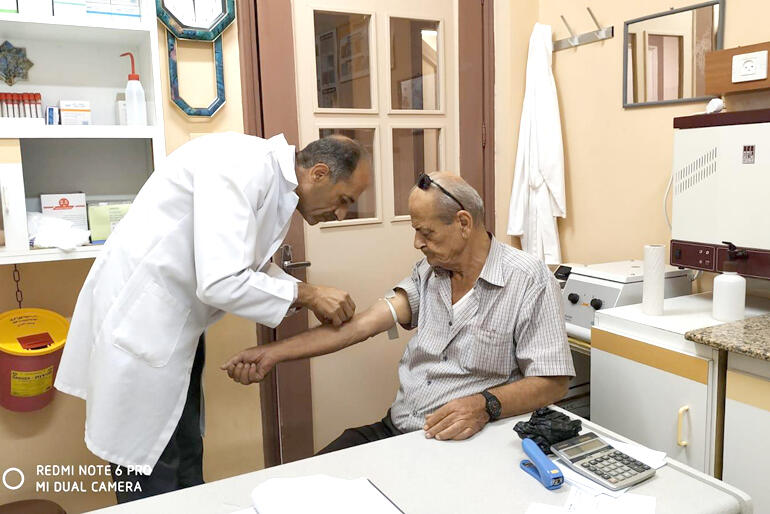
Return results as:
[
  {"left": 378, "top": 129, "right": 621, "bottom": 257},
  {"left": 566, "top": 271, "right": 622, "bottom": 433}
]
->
[{"left": 309, "top": 163, "right": 331, "bottom": 183}]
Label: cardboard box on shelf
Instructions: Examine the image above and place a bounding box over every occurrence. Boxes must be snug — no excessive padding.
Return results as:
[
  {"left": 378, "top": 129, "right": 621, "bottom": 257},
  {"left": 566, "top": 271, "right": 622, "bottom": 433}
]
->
[
  {"left": 41, "top": 193, "right": 88, "bottom": 231},
  {"left": 87, "top": 201, "right": 131, "bottom": 243},
  {"left": 59, "top": 100, "right": 91, "bottom": 125}
]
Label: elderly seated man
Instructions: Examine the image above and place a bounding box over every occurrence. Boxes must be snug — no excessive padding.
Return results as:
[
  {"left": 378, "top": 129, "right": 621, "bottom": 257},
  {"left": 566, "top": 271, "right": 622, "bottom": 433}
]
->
[{"left": 222, "top": 171, "right": 575, "bottom": 451}]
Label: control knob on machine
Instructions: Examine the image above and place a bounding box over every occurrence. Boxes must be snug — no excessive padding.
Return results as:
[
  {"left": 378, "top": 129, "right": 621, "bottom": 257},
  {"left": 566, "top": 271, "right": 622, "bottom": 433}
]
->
[
  {"left": 590, "top": 298, "right": 603, "bottom": 310},
  {"left": 567, "top": 293, "right": 580, "bottom": 304}
]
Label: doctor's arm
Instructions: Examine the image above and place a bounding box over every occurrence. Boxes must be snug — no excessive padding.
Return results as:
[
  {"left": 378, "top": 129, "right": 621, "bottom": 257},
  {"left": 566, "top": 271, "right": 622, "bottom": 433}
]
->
[
  {"left": 221, "top": 289, "right": 411, "bottom": 385},
  {"left": 193, "top": 160, "right": 354, "bottom": 328}
]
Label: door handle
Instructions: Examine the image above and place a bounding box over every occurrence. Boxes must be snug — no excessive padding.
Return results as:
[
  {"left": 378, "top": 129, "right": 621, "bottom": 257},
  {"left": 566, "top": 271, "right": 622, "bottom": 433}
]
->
[
  {"left": 280, "top": 244, "right": 311, "bottom": 272},
  {"left": 677, "top": 405, "right": 689, "bottom": 447},
  {"left": 284, "top": 260, "right": 311, "bottom": 270}
]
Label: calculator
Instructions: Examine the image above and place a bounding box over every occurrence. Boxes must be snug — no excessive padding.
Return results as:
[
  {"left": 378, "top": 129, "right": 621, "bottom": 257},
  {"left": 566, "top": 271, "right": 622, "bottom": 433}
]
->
[{"left": 550, "top": 432, "right": 656, "bottom": 491}]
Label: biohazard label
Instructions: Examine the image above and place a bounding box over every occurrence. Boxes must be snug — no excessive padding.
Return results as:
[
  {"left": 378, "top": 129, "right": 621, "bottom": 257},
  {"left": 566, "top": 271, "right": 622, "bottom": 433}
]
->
[{"left": 10, "top": 366, "right": 54, "bottom": 397}]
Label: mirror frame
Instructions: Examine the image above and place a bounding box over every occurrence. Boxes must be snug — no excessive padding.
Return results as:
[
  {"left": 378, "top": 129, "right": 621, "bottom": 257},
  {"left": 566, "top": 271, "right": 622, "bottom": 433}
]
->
[{"left": 622, "top": 0, "right": 725, "bottom": 108}]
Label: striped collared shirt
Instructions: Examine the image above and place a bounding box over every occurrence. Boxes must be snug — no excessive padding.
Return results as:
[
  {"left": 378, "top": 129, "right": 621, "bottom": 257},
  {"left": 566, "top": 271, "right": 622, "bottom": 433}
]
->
[{"left": 390, "top": 236, "right": 575, "bottom": 432}]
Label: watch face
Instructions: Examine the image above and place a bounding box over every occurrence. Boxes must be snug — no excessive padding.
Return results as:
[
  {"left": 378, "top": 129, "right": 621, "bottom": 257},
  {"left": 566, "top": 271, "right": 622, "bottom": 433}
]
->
[
  {"left": 484, "top": 392, "right": 501, "bottom": 419},
  {"left": 490, "top": 397, "right": 502, "bottom": 417},
  {"left": 162, "top": 0, "right": 226, "bottom": 30}
]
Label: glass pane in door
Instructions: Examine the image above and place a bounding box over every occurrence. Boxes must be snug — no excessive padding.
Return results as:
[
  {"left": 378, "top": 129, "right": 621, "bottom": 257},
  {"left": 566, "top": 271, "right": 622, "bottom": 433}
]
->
[
  {"left": 392, "top": 128, "right": 440, "bottom": 216},
  {"left": 314, "top": 11, "right": 372, "bottom": 109},
  {"left": 319, "top": 128, "right": 376, "bottom": 220},
  {"left": 390, "top": 18, "right": 440, "bottom": 110}
]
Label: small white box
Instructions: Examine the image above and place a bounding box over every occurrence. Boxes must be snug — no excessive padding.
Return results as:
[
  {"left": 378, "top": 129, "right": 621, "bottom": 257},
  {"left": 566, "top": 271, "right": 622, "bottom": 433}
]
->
[
  {"left": 41, "top": 193, "right": 88, "bottom": 231},
  {"left": 0, "top": 0, "right": 18, "bottom": 14},
  {"left": 86, "top": 0, "right": 111, "bottom": 19},
  {"left": 59, "top": 100, "right": 91, "bottom": 125},
  {"left": 19, "top": 0, "right": 52, "bottom": 16},
  {"left": 53, "top": 0, "right": 86, "bottom": 17},
  {"left": 111, "top": 0, "right": 140, "bottom": 19}
]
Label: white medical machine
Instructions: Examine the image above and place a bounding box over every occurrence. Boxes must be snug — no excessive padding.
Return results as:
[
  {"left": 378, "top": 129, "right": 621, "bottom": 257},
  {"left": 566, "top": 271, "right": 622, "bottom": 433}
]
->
[
  {"left": 560, "top": 261, "right": 691, "bottom": 341},
  {"left": 670, "top": 109, "right": 770, "bottom": 280}
]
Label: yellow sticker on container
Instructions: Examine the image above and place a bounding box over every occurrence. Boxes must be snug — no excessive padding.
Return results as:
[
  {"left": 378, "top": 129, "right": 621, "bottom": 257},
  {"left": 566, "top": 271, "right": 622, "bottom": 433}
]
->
[{"left": 10, "top": 367, "right": 54, "bottom": 397}]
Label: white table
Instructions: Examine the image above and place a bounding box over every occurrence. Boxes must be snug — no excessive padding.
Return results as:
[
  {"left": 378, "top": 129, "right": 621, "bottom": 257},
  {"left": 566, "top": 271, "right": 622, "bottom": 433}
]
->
[{"left": 88, "top": 408, "right": 751, "bottom": 513}]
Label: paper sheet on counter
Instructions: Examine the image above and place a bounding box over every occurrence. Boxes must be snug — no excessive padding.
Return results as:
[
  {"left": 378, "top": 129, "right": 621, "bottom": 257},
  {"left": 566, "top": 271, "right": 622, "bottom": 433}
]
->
[
  {"left": 250, "top": 475, "right": 402, "bottom": 514},
  {"left": 565, "top": 487, "right": 656, "bottom": 513},
  {"left": 602, "top": 436, "right": 667, "bottom": 469}
]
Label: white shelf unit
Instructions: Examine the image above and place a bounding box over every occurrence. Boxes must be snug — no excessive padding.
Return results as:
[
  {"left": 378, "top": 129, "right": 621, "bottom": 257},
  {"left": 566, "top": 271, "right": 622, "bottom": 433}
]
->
[
  {"left": 0, "top": 3, "right": 167, "bottom": 266},
  {"left": 0, "top": 245, "right": 103, "bottom": 265},
  {"left": 0, "top": 124, "right": 159, "bottom": 139}
]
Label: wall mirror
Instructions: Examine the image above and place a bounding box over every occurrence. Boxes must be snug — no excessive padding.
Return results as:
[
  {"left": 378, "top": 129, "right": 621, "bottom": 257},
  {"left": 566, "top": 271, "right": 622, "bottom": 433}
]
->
[{"left": 623, "top": 0, "right": 724, "bottom": 108}]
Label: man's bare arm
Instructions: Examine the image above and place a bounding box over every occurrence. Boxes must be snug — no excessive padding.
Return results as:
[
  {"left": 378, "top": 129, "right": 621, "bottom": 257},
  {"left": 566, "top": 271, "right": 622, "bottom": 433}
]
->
[{"left": 221, "top": 290, "right": 411, "bottom": 384}]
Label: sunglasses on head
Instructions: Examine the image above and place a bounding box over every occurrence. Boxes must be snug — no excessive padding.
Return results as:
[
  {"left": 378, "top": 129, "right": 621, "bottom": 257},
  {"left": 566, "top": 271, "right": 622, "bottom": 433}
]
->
[{"left": 416, "top": 173, "right": 466, "bottom": 212}]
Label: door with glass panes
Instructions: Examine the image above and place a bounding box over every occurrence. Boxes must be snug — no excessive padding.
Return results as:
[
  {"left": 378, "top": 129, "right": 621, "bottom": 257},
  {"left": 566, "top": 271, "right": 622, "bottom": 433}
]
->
[{"left": 293, "top": 0, "right": 458, "bottom": 450}]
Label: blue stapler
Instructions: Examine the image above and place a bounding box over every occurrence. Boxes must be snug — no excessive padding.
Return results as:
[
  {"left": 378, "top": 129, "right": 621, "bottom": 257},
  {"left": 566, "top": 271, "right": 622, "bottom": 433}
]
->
[{"left": 520, "top": 438, "right": 564, "bottom": 490}]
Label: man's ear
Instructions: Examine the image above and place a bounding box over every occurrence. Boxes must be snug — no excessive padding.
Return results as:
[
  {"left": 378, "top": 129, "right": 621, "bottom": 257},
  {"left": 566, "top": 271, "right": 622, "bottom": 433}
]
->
[
  {"left": 309, "top": 163, "right": 330, "bottom": 183},
  {"left": 457, "top": 210, "right": 473, "bottom": 238}
]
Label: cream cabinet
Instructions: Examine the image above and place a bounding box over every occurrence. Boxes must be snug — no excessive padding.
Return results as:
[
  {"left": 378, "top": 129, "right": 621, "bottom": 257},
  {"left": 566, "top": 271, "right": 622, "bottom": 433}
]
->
[
  {"left": 722, "top": 353, "right": 770, "bottom": 513},
  {"left": 591, "top": 327, "right": 718, "bottom": 474}
]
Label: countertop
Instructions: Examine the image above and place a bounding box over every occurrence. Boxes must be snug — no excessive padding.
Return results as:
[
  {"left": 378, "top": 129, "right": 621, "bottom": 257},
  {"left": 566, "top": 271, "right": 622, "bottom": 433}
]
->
[{"left": 685, "top": 313, "right": 770, "bottom": 361}]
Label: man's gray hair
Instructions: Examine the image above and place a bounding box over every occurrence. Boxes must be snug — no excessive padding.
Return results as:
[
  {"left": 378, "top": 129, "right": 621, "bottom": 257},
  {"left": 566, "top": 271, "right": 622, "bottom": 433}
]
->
[
  {"left": 424, "top": 174, "right": 486, "bottom": 226},
  {"left": 296, "top": 136, "right": 367, "bottom": 182}
]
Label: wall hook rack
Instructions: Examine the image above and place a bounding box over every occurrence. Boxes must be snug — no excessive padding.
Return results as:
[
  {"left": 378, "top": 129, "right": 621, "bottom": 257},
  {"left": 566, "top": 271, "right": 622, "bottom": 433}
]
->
[{"left": 553, "top": 7, "right": 614, "bottom": 52}]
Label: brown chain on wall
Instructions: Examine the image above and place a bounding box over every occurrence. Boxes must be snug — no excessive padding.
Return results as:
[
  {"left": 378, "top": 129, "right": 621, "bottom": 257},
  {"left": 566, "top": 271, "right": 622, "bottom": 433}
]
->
[{"left": 12, "top": 264, "right": 23, "bottom": 309}]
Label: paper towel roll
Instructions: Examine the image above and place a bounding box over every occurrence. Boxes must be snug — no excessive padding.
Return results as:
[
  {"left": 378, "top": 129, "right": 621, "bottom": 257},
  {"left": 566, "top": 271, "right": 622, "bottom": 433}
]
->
[{"left": 643, "top": 244, "right": 666, "bottom": 315}]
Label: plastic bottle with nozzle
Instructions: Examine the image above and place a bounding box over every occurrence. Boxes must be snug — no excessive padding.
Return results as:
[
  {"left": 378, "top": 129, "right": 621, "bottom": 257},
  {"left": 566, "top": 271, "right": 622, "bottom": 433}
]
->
[{"left": 120, "top": 52, "right": 147, "bottom": 126}]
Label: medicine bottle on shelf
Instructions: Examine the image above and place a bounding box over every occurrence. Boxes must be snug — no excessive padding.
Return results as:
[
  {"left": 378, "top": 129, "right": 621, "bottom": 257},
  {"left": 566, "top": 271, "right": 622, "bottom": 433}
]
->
[{"left": 120, "top": 52, "right": 147, "bottom": 126}]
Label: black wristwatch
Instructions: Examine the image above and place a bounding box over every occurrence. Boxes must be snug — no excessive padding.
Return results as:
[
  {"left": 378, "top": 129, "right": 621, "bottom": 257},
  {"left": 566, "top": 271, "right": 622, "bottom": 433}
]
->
[{"left": 480, "top": 390, "right": 502, "bottom": 421}]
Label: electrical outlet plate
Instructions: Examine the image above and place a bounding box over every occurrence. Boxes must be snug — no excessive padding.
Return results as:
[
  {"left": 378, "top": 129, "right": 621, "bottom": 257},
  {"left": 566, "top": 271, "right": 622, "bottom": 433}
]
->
[{"left": 732, "top": 50, "right": 768, "bottom": 83}]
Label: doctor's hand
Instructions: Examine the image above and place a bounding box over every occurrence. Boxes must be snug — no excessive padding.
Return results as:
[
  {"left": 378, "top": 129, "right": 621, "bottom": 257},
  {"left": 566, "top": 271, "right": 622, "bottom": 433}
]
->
[
  {"left": 297, "top": 283, "right": 356, "bottom": 326},
  {"left": 220, "top": 345, "right": 279, "bottom": 385},
  {"left": 423, "top": 394, "right": 489, "bottom": 441}
]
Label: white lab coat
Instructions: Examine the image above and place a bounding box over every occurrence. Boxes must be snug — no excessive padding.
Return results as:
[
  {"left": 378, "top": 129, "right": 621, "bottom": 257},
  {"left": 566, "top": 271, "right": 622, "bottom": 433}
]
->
[
  {"left": 55, "top": 133, "right": 300, "bottom": 471},
  {"left": 507, "top": 23, "right": 566, "bottom": 265}
]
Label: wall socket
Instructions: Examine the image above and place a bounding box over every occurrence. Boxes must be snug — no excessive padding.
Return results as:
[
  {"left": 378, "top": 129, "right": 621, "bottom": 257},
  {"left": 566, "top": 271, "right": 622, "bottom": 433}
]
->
[{"left": 732, "top": 50, "right": 768, "bottom": 83}]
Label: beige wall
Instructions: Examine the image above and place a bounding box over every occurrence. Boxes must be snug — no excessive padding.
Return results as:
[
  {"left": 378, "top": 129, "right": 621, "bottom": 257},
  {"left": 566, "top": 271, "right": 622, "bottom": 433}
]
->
[
  {"left": 495, "top": 0, "right": 770, "bottom": 273},
  {"left": 0, "top": 23, "right": 261, "bottom": 514},
  {"left": 493, "top": 0, "right": 537, "bottom": 242}
]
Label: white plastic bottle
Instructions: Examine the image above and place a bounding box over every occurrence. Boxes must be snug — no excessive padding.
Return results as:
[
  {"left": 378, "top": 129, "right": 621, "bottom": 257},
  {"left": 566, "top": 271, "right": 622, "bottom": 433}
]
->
[
  {"left": 120, "top": 52, "right": 147, "bottom": 126},
  {"left": 712, "top": 259, "right": 746, "bottom": 322}
]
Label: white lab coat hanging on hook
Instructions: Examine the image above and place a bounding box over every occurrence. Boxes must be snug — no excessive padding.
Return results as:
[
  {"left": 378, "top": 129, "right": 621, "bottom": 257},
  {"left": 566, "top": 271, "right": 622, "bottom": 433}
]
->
[{"left": 507, "top": 23, "right": 566, "bottom": 265}]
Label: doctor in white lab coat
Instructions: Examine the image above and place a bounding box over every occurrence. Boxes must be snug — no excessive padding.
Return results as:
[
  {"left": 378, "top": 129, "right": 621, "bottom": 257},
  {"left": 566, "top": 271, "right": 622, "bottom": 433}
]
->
[
  {"left": 54, "top": 133, "right": 371, "bottom": 502},
  {"left": 507, "top": 23, "right": 566, "bottom": 265}
]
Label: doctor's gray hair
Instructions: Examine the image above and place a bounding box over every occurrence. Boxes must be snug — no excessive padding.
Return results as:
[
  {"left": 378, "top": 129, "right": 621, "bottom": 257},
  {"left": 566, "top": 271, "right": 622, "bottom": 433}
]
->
[
  {"left": 425, "top": 174, "right": 486, "bottom": 227},
  {"left": 296, "top": 136, "right": 367, "bottom": 182}
]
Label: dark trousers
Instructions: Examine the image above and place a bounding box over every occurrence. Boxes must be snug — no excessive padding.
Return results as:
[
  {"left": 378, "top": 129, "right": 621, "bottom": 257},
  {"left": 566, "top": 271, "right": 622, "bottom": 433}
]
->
[
  {"left": 316, "top": 410, "right": 403, "bottom": 455},
  {"left": 110, "top": 334, "right": 206, "bottom": 504}
]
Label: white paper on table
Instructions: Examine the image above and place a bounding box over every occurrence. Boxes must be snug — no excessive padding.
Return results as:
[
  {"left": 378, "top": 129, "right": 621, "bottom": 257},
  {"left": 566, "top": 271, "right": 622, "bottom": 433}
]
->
[
  {"left": 565, "top": 487, "right": 656, "bottom": 514},
  {"left": 250, "top": 475, "right": 403, "bottom": 514},
  {"left": 229, "top": 509, "right": 256, "bottom": 514},
  {"left": 525, "top": 503, "right": 570, "bottom": 514},
  {"left": 601, "top": 437, "right": 667, "bottom": 470}
]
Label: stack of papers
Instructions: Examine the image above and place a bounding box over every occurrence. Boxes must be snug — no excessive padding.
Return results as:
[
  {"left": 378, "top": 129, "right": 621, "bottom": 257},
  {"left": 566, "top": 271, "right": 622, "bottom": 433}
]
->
[{"left": 247, "top": 475, "right": 403, "bottom": 514}]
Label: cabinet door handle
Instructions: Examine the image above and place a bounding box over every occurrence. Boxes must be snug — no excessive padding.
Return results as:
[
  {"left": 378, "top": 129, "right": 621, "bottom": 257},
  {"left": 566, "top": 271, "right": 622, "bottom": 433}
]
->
[{"left": 677, "top": 405, "right": 689, "bottom": 447}]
